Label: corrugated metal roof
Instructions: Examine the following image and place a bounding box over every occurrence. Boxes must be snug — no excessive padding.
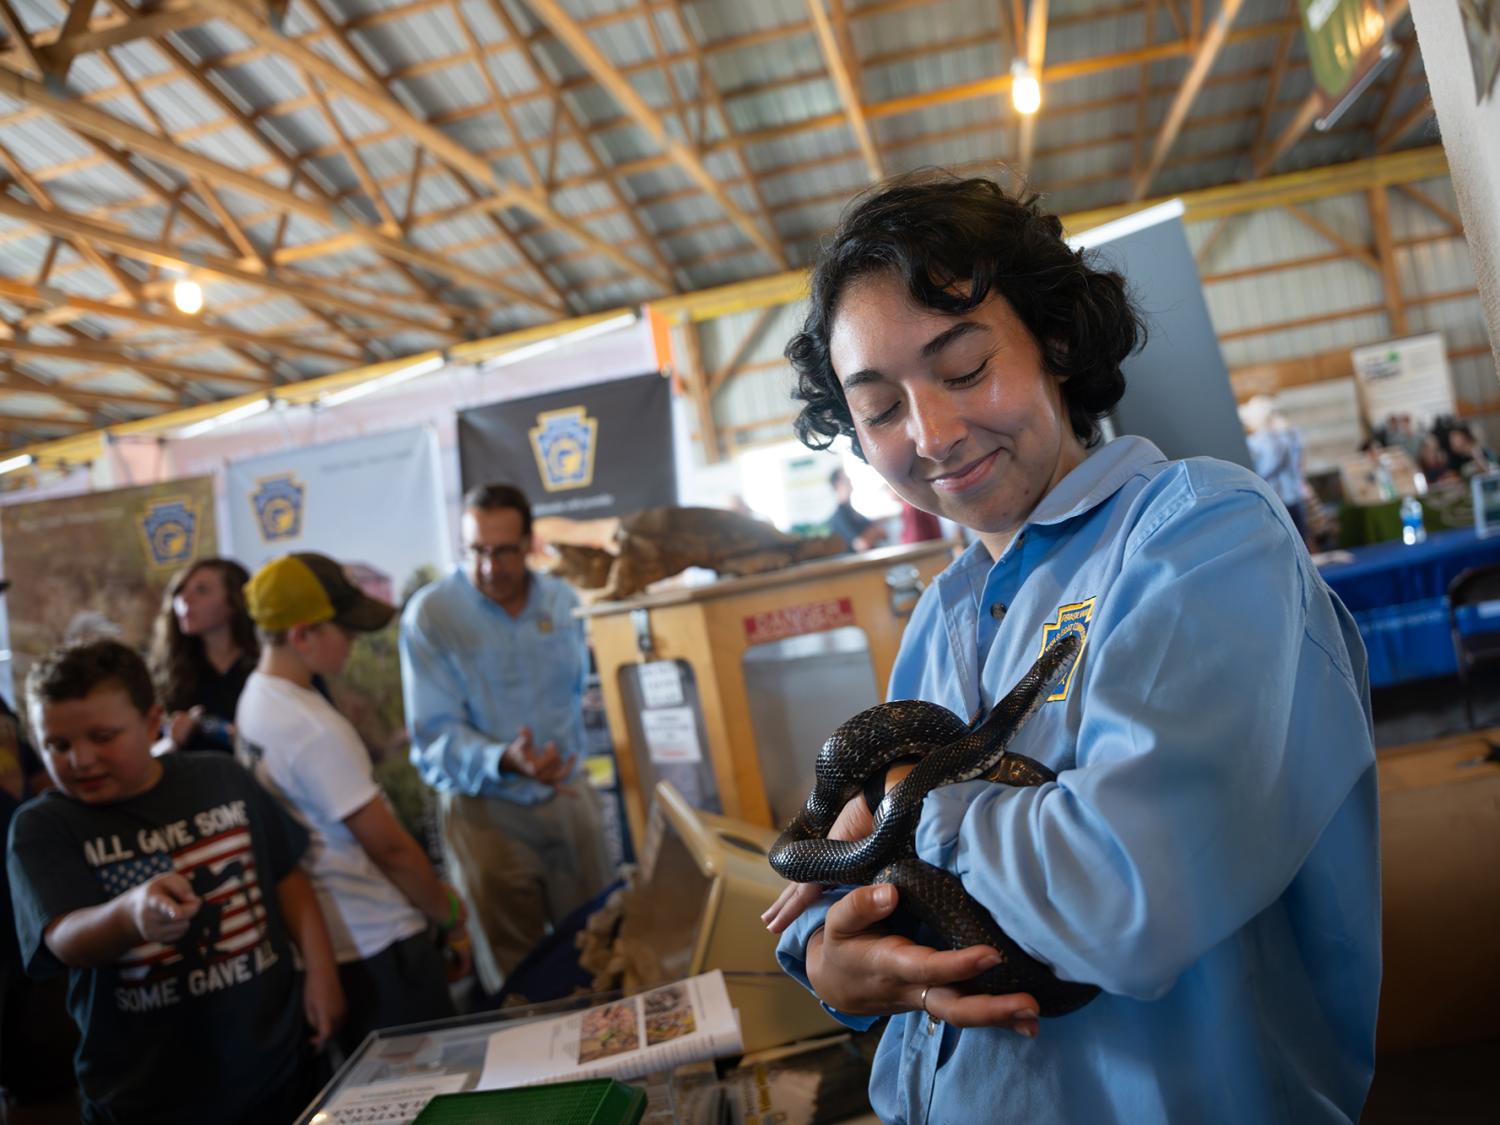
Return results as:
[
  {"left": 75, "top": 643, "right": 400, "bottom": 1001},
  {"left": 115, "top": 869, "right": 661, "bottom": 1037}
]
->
[{"left": 0, "top": 0, "right": 1466, "bottom": 450}]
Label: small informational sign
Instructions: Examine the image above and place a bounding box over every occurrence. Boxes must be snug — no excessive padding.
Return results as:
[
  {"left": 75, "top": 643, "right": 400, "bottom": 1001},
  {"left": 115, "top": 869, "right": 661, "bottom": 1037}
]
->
[
  {"left": 637, "top": 660, "right": 685, "bottom": 709},
  {"left": 641, "top": 706, "right": 703, "bottom": 763},
  {"left": 1472, "top": 472, "right": 1500, "bottom": 538},
  {"left": 318, "top": 1074, "right": 467, "bottom": 1124},
  {"left": 743, "top": 597, "right": 855, "bottom": 645},
  {"left": 1350, "top": 333, "right": 1456, "bottom": 431}
]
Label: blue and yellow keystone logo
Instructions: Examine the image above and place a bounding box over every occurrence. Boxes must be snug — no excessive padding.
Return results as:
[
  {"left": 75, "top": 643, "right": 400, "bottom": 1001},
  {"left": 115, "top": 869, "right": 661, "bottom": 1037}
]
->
[
  {"left": 529, "top": 406, "right": 597, "bottom": 492},
  {"left": 138, "top": 497, "right": 199, "bottom": 570},
  {"left": 251, "top": 473, "right": 305, "bottom": 543},
  {"left": 1039, "top": 597, "right": 1095, "bottom": 702}
]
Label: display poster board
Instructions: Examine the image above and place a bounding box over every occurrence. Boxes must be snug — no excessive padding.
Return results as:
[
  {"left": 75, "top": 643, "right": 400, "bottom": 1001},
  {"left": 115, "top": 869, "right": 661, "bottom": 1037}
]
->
[
  {"left": 1072, "top": 201, "right": 1253, "bottom": 469},
  {"left": 457, "top": 371, "right": 676, "bottom": 520},
  {"left": 1351, "top": 333, "right": 1456, "bottom": 431},
  {"left": 0, "top": 476, "right": 218, "bottom": 695},
  {"left": 223, "top": 426, "right": 450, "bottom": 764}
]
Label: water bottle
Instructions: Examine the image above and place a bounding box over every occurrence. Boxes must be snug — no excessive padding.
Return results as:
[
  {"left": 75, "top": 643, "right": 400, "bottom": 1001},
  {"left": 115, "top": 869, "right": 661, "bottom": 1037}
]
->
[
  {"left": 1400, "top": 495, "right": 1427, "bottom": 545},
  {"left": 1375, "top": 455, "right": 1398, "bottom": 500}
]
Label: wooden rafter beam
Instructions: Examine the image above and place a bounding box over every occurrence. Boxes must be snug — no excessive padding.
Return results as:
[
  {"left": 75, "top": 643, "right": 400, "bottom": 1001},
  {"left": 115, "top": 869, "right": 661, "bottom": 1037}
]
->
[
  {"left": 1252, "top": 93, "right": 1318, "bottom": 178},
  {"left": 0, "top": 193, "right": 458, "bottom": 335},
  {"left": 0, "top": 337, "right": 268, "bottom": 389},
  {"left": 642, "top": 146, "right": 1449, "bottom": 323},
  {"left": 35, "top": 1, "right": 202, "bottom": 70},
  {"left": 115, "top": 28, "right": 458, "bottom": 354},
  {"left": 37, "top": 18, "right": 1306, "bottom": 205},
  {"left": 300, "top": 0, "right": 573, "bottom": 314},
  {"left": 523, "top": 0, "right": 787, "bottom": 269},
  {"left": 0, "top": 0, "right": 51, "bottom": 80},
  {"left": 481, "top": 0, "right": 679, "bottom": 289},
  {"left": 679, "top": 319, "right": 721, "bottom": 462},
  {"left": 1132, "top": 0, "right": 1243, "bottom": 199},
  {"left": 1249, "top": 24, "right": 1294, "bottom": 158},
  {"left": 1192, "top": 214, "right": 1236, "bottom": 269},
  {"left": 0, "top": 358, "right": 174, "bottom": 413},
  {"left": 0, "top": 277, "right": 360, "bottom": 363},
  {"left": 0, "top": 67, "right": 546, "bottom": 315},
  {"left": 0, "top": 410, "right": 93, "bottom": 433},
  {"left": 1372, "top": 35, "right": 1418, "bottom": 138},
  {"left": 45, "top": 0, "right": 100, "bottom": 81},
  {"left": 859, "top": 26, "right": 1284, "bottom": 122},
  {"left": 197, "top": 0, "right": 667, "bottom": 293},
  {"left": 708, "top": 307, "right": 777, "bottom": 398},
  {"left": 1366, "top": 185, "right": 1407, "bottom": 335},
  {"left": 807, "top": 0, "right": 883, "bottom": 181},
  {"left": 1127, "top": 0, "right": 1157, "bottom": 181},
  {"left": 1393, "top": 183, "right": 1462, "bottom": 237},
  {"left": 657, "top": 0, "right": 786, "bottom": 267},
  {"left": 1376, "top": 94, "right": 1433, "bottom": 152},
  {"left": 1282, "top": 203, "right": 1380, "bottom": 273}
]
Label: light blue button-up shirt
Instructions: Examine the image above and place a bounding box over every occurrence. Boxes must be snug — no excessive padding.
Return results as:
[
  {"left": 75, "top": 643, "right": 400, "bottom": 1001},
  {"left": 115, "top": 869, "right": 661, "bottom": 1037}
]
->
[
  {"left": 400, "top": 568, "right": 588, "bottom": 805},
  {"left": 777, "top": 436, "right": 1380, "bottom": 1124}
]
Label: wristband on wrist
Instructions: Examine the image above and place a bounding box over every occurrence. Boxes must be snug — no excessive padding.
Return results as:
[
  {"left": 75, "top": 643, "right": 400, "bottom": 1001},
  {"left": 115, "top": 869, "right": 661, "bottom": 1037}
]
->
[{"left": 438, "top": 889, "right": 461, "bottom": 932}]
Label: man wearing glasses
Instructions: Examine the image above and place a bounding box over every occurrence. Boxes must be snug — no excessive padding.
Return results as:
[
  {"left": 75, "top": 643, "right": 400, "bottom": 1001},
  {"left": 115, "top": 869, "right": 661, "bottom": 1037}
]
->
[{"left": 399, "top": 483, "right": 611, "bottom": 995}]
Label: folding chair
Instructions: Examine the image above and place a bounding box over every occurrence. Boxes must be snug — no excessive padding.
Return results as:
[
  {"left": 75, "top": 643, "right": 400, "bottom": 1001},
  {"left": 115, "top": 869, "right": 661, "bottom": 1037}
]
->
[{"left": 1446, "top": 564, "right": 1500, "bottom": 731}]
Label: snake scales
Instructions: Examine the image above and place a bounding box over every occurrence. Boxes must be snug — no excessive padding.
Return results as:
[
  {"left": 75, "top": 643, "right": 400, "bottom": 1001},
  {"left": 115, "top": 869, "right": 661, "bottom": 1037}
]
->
[{"left": 769, "top": 632, "right": 1099, "bottom": 1016}]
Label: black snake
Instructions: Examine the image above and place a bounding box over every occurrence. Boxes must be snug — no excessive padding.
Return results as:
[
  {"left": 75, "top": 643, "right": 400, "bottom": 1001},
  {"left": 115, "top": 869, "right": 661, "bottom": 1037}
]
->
[{"left": 769, "top": 632, "right": 1099, "bottom": 1016}]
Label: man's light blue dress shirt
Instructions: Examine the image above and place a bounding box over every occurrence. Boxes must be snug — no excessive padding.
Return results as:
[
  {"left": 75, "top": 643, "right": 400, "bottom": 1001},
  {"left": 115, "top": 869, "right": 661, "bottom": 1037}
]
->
[
  {"left": 777, "top": 436, "right": 1380, "bottom": 1124},
  {"left": 400, "top": 568, "right": 588, "bottom": 805},
  {"left": 1247, "top": 426, "right": 1305, "bottom": 506}
]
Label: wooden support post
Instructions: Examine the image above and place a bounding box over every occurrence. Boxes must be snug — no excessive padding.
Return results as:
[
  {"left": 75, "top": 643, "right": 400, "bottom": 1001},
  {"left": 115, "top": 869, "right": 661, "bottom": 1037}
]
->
[
  {"left": 1367, "top": 185, "right": 1408, "bottom": 336},
  {"left": 681, "top": 320, "right": 721, "bottom": 464}
]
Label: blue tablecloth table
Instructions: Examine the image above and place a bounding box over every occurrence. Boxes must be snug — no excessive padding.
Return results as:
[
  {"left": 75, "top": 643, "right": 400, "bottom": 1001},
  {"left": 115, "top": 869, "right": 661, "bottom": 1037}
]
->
[{"left": 1318, "top": 528, "right": 1500, "bottom": 689}]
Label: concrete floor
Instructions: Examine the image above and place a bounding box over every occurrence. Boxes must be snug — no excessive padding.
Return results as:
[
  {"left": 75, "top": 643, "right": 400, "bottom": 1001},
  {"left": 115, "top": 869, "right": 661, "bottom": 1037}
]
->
[{"left": 1363, "top": 675, "right": 1499, "bottom": 1123}]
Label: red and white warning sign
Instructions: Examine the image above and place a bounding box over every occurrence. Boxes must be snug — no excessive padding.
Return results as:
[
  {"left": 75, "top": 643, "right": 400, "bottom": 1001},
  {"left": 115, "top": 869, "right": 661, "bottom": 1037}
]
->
[{"left": 743, "top": 597, "right": 855, "bottom": 645}]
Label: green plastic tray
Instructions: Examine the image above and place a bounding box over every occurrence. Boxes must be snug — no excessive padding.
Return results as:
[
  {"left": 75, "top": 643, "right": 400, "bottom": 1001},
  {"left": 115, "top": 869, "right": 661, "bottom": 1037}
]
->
[{"left": 411, "top": 1078, "right": 648, "bottom": 1125}]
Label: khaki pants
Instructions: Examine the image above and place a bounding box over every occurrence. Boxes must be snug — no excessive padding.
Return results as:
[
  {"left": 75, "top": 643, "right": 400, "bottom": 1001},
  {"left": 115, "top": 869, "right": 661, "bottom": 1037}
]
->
[{"left": 439, "top": 786, "right": 612, "bottom": 994}]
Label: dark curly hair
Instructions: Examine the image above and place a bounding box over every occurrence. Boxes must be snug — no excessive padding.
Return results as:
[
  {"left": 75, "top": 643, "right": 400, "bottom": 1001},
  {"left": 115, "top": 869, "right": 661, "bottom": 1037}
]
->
[
  {"left": 147, "top": 558, "right": 257, "bottom": 713},
  {"left": 788, "top": 171, "right": 1144, "bottom": 457},
  {"left": 28, "top": 639, "right": 157, "bottom": 722}
]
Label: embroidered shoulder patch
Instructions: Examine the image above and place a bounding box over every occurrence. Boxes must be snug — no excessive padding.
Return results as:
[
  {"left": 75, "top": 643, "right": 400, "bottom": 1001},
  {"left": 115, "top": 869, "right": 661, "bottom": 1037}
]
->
[{"left": 1039, "top": 597, "right": 1095, "bottom": 702}]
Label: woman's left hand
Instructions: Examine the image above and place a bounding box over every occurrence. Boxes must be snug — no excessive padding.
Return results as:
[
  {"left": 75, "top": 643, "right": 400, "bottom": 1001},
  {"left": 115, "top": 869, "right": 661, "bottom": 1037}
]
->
[
  {"left": 762, "top": 761, "right": 918, "bottom": 933},
  {"left": 167, "top": 706, "right": 203, "bottom": 748}
]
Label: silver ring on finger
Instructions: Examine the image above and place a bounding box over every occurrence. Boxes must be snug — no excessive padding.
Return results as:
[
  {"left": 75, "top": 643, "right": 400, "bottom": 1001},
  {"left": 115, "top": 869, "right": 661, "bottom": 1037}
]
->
[{"left": 919, "top": 985, "right": 940, "bottom": 1035}]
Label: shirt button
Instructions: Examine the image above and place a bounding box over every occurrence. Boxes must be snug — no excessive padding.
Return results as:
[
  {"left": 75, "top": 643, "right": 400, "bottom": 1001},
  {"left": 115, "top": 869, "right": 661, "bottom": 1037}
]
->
[{"left": 990, "top": 602, "right": 1007, "bottom": 620}]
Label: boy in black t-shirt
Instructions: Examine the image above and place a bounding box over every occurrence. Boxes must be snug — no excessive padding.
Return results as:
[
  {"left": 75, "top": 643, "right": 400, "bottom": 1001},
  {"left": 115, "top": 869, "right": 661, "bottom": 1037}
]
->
[{"left": 5, "top": 640, "right": 345, "bottom": 1124}]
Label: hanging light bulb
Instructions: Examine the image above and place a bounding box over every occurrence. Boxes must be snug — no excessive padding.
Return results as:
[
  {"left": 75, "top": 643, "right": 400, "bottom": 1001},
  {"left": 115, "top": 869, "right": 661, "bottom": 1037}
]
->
[
  {"left": 1011, "top": 58, "right": 1041, "bottom": 116},
  {"left": 173, "top": 278, "right": 204, "bottom": 315}
]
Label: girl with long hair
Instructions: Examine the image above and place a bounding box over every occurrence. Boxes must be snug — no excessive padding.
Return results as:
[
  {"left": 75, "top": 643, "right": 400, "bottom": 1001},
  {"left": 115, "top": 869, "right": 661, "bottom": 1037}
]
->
[{"left": 148, "top": 557, "right": 258, "bottom": 752}]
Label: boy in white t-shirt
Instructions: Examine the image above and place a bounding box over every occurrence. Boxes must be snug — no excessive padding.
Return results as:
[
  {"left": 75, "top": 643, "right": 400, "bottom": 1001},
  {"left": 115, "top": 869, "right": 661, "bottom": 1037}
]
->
[{"left": 237, "top": 552, "right": 468, "bottom": 1054}]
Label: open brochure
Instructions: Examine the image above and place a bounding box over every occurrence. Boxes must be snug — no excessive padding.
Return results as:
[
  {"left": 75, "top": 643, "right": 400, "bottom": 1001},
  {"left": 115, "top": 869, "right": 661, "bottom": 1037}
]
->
[{"left": 477, "top": 970, "right": 743, "bottom": 1089}]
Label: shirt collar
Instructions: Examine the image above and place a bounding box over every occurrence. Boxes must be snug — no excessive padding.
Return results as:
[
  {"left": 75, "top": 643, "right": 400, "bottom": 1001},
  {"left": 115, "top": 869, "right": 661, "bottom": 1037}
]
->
[
  {"left": 454, "top": 565, "right": 540, "bottom": 620},
  {"left": 1027, "top": 434, "right": 1166, "bottom": 527}
]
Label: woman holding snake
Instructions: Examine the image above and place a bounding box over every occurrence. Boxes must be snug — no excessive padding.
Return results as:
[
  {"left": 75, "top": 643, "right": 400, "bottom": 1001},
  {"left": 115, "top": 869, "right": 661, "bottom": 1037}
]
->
[{"left": 762, "top": 173, "right": 1379, "bottom": 1124}]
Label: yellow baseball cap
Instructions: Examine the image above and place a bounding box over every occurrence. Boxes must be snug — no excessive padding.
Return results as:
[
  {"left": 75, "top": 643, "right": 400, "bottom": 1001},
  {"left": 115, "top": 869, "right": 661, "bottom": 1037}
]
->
[{"left": 245, "top": 553, "right": 395, "bottom": 633}]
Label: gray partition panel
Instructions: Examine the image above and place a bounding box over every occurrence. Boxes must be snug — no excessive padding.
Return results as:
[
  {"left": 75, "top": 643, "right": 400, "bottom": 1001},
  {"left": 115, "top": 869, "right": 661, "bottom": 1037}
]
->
[{"left": 1073, "top": 206, "right": 1253, "bottom": 470}]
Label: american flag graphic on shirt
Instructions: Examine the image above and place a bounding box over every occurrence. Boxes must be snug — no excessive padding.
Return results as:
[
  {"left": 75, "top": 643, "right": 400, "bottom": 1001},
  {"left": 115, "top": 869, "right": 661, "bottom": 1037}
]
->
[{"left": 96, "top": 828, "right": 268, "bottom": 982}]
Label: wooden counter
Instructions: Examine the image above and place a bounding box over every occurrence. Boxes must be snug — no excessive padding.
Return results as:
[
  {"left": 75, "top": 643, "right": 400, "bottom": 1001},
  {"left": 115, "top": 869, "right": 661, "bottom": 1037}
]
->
[{"left": 579, "top": 540, "right": 957, "bottom": 846}]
